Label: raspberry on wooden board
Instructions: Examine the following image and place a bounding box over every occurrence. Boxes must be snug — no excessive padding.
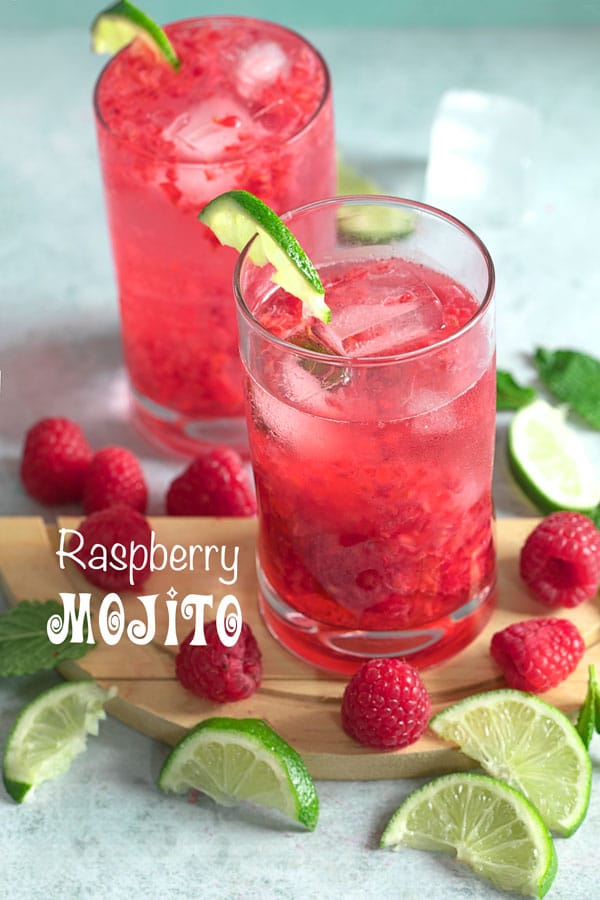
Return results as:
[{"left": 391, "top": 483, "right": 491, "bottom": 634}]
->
[
  {"left": 341, "top": 658, "right": 431, "bottom": 750},
  {"left": 520, "top": 512, "right": 600, "bottom": 609},
  {"left": 490, "top": 617, "right": 585, "bottom": 693},
  {"left": 175, "top": 621, "right": 262, "bottom": 703},
  {"left": 68, "top": 504, "right": 153, "bottom": 591}
]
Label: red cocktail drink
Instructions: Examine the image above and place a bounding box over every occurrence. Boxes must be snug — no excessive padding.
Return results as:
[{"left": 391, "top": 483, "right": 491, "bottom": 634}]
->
[
  {"left": 94, "top": 17, "right": 334, "bottom": 453},
  {"left": 235, "top": 197, "right": 496, "bottom": 673}
]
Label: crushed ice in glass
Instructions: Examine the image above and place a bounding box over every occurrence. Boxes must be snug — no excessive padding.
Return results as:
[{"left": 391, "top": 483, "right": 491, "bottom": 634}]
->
[
  {"left": 236, "top": 41, "right": 288, "bottom": 99},
  {"left": 162, "top": 98, "right": 251, "bottom": 161},
  {"left": 313, "top": 271, "right": 444, "bottom": 357}
]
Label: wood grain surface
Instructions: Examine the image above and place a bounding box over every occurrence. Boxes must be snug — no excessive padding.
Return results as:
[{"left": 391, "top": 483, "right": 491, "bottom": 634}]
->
[{"left": 0, "top": 515, "right": 598, "bottom": 780}]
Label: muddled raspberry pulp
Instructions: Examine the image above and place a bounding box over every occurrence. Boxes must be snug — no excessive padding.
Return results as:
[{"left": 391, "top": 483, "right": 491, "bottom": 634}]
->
[
  {"left": 247, "top": 256, "right": 496, "bottom": 668},
  {"left": 95, "top": 18, "right": 334, "bottom": 444}
]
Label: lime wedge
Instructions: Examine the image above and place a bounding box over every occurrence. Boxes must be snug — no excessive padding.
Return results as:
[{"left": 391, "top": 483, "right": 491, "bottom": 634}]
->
[
  {"left": 2, "top": 681, "right": 116, "bottom": 802},
  {"left": 508, "top": 398, "right": 600, "bottom": 514},
  {"left": 430, "top": 689, "right": 591, "bottom": 836},
  {"left": 199, "top": 190, "right": 330, "bottom": 323},
  {"left": 91, "top": 0, "right": 180, "bottom": 70},
  {"left": 336, "top": 159, "right": 414, "bottom": 243},
  {"left": 158, "top": 717, "right": 319, "bottom": 829},
  {"left": 380, "top": 772, "right": 557, "bottom": 898}
]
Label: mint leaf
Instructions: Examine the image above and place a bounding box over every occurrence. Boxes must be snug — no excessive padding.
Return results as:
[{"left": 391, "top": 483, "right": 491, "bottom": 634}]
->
[
  {"left": 535, "top": 348, "right": 600, "bottom": 430},
  {"left": 588, "top": 507, "right": 600, "bottom": 530},
  {"left": 496, "top": 370, "right": 537, "bottom": 410},
  {"left": 0, "top": 600, "right": 93, "bottom": 677},
  {"left": 576, "top": 665, "right": 597, "bottom": 749}
]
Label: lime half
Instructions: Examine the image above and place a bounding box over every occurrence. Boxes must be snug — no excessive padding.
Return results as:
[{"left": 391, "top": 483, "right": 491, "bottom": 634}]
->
[
  {"left": 380, "top": 772, "right": 557, "bottom": 898},
  {"left": 199, "top": 190, "right": 330, "bottom": 323},
  {"left": 91, "top": 0, "right": 180, "bottom": 70},
  {"left": 158, "top": 717, "right": 319, "bottom": 830},
  {"left": 430, "top": 689, "right": 591, "bottom": 836},
  {"left": 508, "top": 398, "right": 600, "bottom": 514},
  {"left": 2, "top": 681, "right": 116, "bottom": 802}
]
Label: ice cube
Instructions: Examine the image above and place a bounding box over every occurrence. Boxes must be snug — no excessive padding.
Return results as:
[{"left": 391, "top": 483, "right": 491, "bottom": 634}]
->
[
  {"left": 314, "top": 278, "right": 444, "bottom": 357},
  {"left": 236, "top": 41, "right": 288, "bottom": 99},
  {"left": 162, "top": 97, "right": 256, "bottom": 161},
  {"left": 424, "top": 90, "right": 542, "bottom": 228}
]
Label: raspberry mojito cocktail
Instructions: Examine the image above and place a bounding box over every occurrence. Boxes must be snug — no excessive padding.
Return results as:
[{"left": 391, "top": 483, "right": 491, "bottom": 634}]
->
[
  {"left": 94, "top": 17, "right": 335, "bottom": 453},
  {"left": 235, "top": 197, "right": 496, "bottom": 673}
]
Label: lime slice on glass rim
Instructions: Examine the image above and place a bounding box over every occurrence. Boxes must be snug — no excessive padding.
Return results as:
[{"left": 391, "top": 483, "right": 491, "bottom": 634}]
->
[
  {"left": 430, "top": 688, "right": 591, "bottom": 836},
  {"left": 91, "top": 0, "right": 180, "bottom": 70},
  {"left": 199, "top": 190, "right": 330, "bottom": 323},
  {"left": 158, "top": 717, "right": 319, "bottom": 830},
  {"left": 380, "top": 772, "right": 557, "bottom": 899},
  {"left": 508, "top": 398, "right": 600, "bottom": 515},
  {"left": 2, "top": 681, "right": 116, "bottom": 803}
]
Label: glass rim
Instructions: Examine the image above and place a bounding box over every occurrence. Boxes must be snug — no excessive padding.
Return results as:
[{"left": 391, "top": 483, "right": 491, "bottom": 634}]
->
[
  {"left": 233, "top": 194, "right": 496, "bottom": 368},
  {"left": 93, "top": 14, "right": 332, "bottom": 168}
]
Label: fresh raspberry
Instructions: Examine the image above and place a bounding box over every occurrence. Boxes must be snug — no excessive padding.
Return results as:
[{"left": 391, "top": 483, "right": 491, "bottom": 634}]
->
[
  {"left": 519, "top": 512, "right": 600, "bottom": 608},
  {"left": 20, "top": 417, "right": 93, "bottom": 504},
  {"left": 341, "top": 658, "right": 431, "bottom": 749},
  {"left": 166, "top": 447, "right": 257, "bottom": 517},
  {"left": 68, "top": 503, "right": 152, "bottom": 591},
  {"left": 175, "top": 621, "right": 262, "bottom": 702},
  {"left": 83, "top": 446, "right": 148, "bottom": 514},
  {"left": 490, "top": 617, "right": 585, "bottom": 693}
]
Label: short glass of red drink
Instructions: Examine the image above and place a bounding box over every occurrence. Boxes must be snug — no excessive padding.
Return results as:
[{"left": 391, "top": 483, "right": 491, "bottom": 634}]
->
[
  {"left": 235, "top": 196, "right": 496, "bottom": 673},
  {"left": 94, "top": 17, "right": 335, "bottom": 454}
]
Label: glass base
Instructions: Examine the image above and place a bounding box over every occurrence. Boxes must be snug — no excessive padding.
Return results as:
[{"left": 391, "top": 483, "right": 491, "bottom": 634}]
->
[
  {"left": 130, "top": 389, "right": 248, "bottom": 458},
  {"left": 257, "top": 565, "right": 496, "bottom": 675}
]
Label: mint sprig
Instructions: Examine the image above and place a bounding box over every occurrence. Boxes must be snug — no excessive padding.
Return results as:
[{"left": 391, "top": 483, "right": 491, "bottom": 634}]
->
[
  {"left": 0, "top": 601, "right": 93, "bottom": 677},
  {"left": 535, "top": 348, "right": 600, "bottom": 431},
  {"left": 576, "top": 664, "right": 599, "bottom": 749},
  {"left": 496, "top": 370, "right": 537, "bottom": 410}
]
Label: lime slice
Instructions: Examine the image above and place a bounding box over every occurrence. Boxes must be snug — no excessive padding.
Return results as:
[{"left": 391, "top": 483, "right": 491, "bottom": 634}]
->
[
  {"left": 380, "top": 772, "right": 557, "bottom": 898},
  {"left": 508, "top": 398, "right": 600, "bottom": 514},
  {"left": 2, "top": 681, "right": 116, "bottom": 802},
  {"left": 91, "top": 0, "right": 180, "bottom": 70},
  {"left": 430, "top": 689, "right": 591, "bottom": 836},
  {"left": 336, "top": 157, "right": 415, "bottom": 243},
  {"left": 158, "top": 717, "right": 319, "bottom": 830},
  {"left": 199, "top": 190, "right": 330, "bottom": 323}
]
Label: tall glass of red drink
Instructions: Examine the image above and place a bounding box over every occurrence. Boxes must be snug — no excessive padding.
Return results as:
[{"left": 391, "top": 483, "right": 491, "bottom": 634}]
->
[
  {"left": 235, "top": 196, "right": 496, "bottom": 673},
  {"left": 94, "top": 17, "right": 335, "bottom": 454}
]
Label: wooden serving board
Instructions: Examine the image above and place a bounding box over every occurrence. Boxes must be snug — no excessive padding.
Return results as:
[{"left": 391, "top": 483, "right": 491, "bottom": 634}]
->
[{"left": 0, "top": 516, "right": 598, "bottom": 781}]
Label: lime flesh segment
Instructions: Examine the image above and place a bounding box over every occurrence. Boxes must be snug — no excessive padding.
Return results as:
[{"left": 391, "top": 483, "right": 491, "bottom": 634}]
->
[
  {"left": 199, "top": 190, "right": 330, "bottom": 323},
  {"left": 380, "top": 772, "right": 557, "bottom": 898},
  {"left": 91, "top": 0, "right": 180, "bottom": 70},
  {"left": 158, "top": 717, "right": 319, "bottom": 829},
  {"left": 2, "top": 681, "right": 116, "bottom": 802},
  {"left": 508, "top": 398, "right": 600, "bottom": 514},
  {"left": 430, "top": 689, "right": 591, "bottom": 836}
]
